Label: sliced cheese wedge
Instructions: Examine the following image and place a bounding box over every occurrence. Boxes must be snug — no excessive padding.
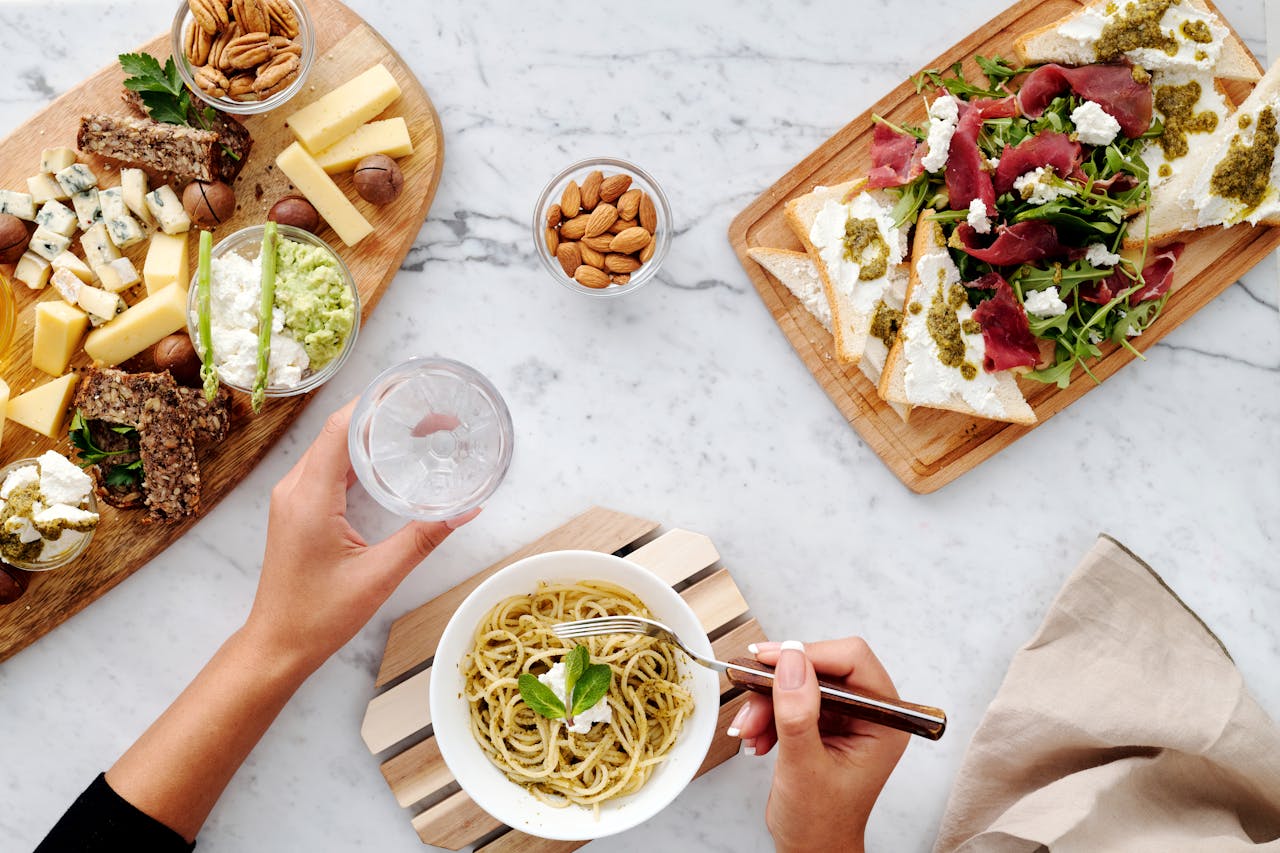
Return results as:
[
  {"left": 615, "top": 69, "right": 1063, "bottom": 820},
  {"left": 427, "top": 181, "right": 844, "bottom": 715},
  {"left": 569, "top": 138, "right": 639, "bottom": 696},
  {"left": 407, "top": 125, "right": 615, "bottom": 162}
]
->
[
  {"left": 879, "top": 215, "right": 1036, "bottom": 425},
  {"left": 7, "top": 373, "right": 79, "bottom": 438},
  {"left": 312, "top": 118, "right": 413, "bottom": 173},
  {"left": 286, "top": 63, "right": 401, "bottom": 153},
  {"left": 84, "top": 283, "right": 187, "bottom": 366},
  {"left": 276, "top": 142, "right": 373, "bottom": 246},
  {"left": 33, "top": 301, "right": 90, "bottom": 376}
]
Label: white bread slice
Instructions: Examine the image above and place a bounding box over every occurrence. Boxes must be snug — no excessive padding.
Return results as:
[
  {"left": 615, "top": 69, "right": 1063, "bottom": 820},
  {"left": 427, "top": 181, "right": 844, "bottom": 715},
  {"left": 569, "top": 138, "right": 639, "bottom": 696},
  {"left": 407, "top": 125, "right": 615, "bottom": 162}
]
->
[
  {"left": 749, "top": 246, "right": 910, "bottom": 422},
  {"left": 1185, "top": 58, "right": 1280, "bottom": 227},
  {"left": 784, "top": 180, "right": 909, "bottom": 367},
  {"left": 1015, "top": 0, "right": 1259, "bottom": 82},
  {"left": 879, "top": 215, "right": 1037, "bottom": 425},
  {"left": 1125, "top": 72, "right": 1234, "bottom": 247}
]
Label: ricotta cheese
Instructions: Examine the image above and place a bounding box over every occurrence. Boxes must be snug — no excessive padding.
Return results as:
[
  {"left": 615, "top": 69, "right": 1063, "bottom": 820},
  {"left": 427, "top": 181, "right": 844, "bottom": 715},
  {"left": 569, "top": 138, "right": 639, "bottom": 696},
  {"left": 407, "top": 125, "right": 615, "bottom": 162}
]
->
[
  {"left": 538, "top": 661, "right": 612, "bottom": 735},
  {"left": 1085, "top": 243, "right": 1122, "bottom": 267},
  {"left": 966, "top": 198, "right": 992, "bottom": 234},
  {"left": 1070, "top": 100, "right": 1121, "bottom": 146},
  {"left": 1014, "top": 167, "right": 1076, "bottom": 205},
  {"left": 922, "top": 95, "right": 960, "bottom": 173},
  {"left": 901, "top": 247, "right": 1008, "bottom": 419},
  {"left": 1055, "top": 1, "right": 1226, "bottom": 75},
  {"left": 1023, "top": 285, "right": 1069, "bottom": 318},
  {"left": 808, "top": 192, "right": 908, "bottom": 313},
  {"left": 36, "top": 450, "right": 93, "bottom": 507},
  {"left": 1141, "top": 71, "right": 1229, "bottom": 190},
  {"left": 204, "top": 252, "right": 311, "bottom": 390},
  {"left": 1190, "top": 100, "right": 1280, "bottom": 227},
  {"left": 0, "top": 466, "right": 38, "bottom": 499}
]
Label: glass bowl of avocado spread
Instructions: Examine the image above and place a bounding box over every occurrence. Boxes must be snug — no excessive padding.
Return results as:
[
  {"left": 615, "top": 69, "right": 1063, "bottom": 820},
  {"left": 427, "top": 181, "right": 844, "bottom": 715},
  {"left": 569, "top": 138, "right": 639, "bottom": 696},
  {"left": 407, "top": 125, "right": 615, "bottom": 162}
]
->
[{"left": 188, "top": 224, "right": 361, "bottom": 400}]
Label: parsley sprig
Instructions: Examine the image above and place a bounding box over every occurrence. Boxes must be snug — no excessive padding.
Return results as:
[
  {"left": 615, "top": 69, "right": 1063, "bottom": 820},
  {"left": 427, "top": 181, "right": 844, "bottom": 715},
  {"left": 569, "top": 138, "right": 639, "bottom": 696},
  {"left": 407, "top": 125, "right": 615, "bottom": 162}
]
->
[
  {"left": 118, "top": 52, "right": 239, "bottom": 160},
  {"left": 518, "top": 645, "right": 612, "bottom": 729},
  {"left": 68, "top": 410, "right": 143, "bottom": 489}
]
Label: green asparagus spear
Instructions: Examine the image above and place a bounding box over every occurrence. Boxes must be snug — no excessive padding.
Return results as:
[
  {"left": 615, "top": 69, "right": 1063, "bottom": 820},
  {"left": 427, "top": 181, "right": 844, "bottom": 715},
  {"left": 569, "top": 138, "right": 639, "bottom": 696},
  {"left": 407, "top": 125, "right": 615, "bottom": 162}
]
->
[
  {"left": 253, "top": 222, "right": 278, "bottom": 413},
  {"left": 197, "top": 230, "right": 218, "bottom": 402}
]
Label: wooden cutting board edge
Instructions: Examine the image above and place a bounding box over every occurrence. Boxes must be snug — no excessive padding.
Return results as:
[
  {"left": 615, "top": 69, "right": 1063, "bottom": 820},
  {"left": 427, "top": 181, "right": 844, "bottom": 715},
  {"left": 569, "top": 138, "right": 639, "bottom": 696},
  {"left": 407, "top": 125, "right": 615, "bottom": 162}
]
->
[{"left": 728, "top": 0, "right": 1276, "bottom": 494}]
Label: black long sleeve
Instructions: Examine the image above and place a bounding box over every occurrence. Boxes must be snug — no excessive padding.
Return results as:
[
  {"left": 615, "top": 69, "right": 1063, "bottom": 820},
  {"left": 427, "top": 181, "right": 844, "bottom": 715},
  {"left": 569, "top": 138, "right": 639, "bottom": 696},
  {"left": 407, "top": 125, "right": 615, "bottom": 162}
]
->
[{"left": 36, "top": 773, "right": 195, "bottom": 853}]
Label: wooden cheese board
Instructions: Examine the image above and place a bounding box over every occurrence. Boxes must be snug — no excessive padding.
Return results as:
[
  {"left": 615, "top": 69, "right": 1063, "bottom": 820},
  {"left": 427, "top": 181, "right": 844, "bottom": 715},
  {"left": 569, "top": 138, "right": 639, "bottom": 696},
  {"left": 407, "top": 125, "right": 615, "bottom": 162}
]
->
[
  {"left": 728, "top": 0, "right": 1278, "bottom": 494},
  {"left": 0, "top": 0, "right": 443, "bottom": 661},
  {"left": 361, "top": 506, "right": 768, "bottom": 851}
]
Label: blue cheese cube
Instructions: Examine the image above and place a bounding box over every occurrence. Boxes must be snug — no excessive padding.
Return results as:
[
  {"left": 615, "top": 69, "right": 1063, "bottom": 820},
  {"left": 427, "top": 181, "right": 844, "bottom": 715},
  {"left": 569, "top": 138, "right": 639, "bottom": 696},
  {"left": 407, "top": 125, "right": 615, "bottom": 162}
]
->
[
  {"left": 14, "top": 252, "right": 52, "bottom": 289},
  {"left": 105, "top": 213, "right": 146, "bottom": 249},
  {"left": 120, "top": 168, "right": 155, "bottom": 227},
  {"left": 55, "top": 163, "right": 97, "bottom": 196},
  {"left": 28, "top": 173, "right": 69, "bottom": 204},
  {"left": 80, "top": 223, "right": 121, "bottom": 268},
  {"left": 29, "top": 226, "right": 71, "bottom": 261},
  {"left": 144, "top": 185, "right": 191, "bottom": 234},
  {"left": 99, "top": 187, "right": 129, "bottom": 222},
  {"left": 40, "top": 148, "right": 77, "bottom": 174},
  {"left": 0, "top": 190, "right": 36, "bottom": 221},
  {"left": 51, "top": 251, "right": 96, "bottom": 283},
  {"left": 70, "top": 189, "right": 103, "bottom": 231},
  {"left": 96, "top": 257, "right": 140, "bottom": 292},
  {"left": 35, "top": 201, "right": 78, "bottom": 237}
]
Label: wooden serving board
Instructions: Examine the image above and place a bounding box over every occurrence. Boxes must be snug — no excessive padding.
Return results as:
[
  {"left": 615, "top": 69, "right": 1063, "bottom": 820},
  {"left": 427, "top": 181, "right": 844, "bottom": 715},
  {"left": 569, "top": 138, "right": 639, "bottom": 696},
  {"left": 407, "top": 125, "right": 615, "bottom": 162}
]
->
[
  {"left": 728, "top": 0, "right": 1277, "bottom": 494},
  {"left": 361, "top": 507, "right": 768, "bottom": 851},
  {"left": 0, "top": 0, "right": 444, "bottom": 661}
]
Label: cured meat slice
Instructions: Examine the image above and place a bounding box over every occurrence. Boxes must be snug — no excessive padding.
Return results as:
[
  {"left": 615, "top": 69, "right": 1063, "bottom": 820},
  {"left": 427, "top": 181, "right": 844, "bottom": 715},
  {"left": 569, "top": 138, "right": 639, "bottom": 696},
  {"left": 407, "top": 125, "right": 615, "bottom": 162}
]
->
[
  {"left": 994, "top": 131, "right": 1083, "bottom": 194},
  {"left": 867, "top": 122, "right": 925, "bottom": 189},
  {"left": 970, "top": 272, "right": 1041, "bottom": 372},
  {"left": 955, "top": 220, "right": 1081, "bottom": 265},
  {"left": 1080, "top": 244, "right": 1185, "bottom": 305},
  {"left": 1017, "top": 64, "right": 1152, "bottom": 139},
  {"left": 946, "top": 97, "right": 1020, "bottom": 214}
]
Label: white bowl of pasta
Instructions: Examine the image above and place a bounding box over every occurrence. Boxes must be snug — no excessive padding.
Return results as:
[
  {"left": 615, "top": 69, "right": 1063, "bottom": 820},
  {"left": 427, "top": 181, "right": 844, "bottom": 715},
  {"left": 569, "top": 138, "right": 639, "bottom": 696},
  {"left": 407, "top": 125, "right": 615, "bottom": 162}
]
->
[{"left": 430, "top": 549, "right": 721, "bottom": 840}]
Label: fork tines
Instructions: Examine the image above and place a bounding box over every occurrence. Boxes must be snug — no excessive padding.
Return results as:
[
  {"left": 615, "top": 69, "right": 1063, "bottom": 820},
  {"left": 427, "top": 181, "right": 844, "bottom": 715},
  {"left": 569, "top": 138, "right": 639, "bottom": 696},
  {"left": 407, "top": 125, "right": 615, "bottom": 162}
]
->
[{"left": 552, "top": 617, "right": 648, "bottom": 638}]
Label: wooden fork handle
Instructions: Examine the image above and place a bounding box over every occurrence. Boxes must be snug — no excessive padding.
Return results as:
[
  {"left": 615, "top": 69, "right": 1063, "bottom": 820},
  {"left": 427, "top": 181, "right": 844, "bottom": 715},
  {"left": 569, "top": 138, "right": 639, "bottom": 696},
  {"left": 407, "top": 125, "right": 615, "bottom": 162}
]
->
[{"left": 724, "top": 657, "right": 947, "bottom": 741}]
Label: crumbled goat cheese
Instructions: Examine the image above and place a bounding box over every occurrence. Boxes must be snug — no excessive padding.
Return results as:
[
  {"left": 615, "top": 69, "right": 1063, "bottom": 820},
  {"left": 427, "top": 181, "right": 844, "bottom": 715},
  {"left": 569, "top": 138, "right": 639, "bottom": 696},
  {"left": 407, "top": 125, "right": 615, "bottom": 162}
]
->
[
  {"left": 966, "top": 198, "right": 992, "bottom": 234},
  {"left": 538, "top": 661, "right": 612, "bottom": 734},
  {"left": 1023, "top": 286, "right": 1069, "bottom": 318},
  {"left": 922, "top": 95, "right": 960, "bottom": 173},
  {"left": 1070, "top": 101, "right": 1121, "bottom": 147},
  {"left": 1085, "top": 243, "right": 1122, "bottom": 268},
  {"left": 1014, "top": 167, "right": 1075, "bottom": 205}
]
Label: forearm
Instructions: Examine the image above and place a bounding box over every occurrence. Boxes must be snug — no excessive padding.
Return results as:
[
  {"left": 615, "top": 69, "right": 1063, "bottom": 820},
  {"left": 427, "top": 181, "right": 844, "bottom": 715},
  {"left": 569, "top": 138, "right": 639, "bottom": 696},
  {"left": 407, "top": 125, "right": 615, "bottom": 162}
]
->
[{"left": 105, "top": 624, "right": 314, "bottom": 842}]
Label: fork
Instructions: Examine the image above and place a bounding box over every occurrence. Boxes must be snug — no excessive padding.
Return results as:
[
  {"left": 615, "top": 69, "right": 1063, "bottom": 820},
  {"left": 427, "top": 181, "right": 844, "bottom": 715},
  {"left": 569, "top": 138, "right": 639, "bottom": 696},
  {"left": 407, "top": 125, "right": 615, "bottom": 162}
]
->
[{"left": 552, "top": 616, "right": 946, "bottom": 740}]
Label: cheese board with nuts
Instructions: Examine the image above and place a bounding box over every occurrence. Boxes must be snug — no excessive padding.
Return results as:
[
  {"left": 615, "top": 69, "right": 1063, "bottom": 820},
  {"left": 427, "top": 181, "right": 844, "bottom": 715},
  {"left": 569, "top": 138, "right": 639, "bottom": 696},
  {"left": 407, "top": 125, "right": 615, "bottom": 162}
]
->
[{"left": 0, "top": 0, "right": 443, "bottom": 661}]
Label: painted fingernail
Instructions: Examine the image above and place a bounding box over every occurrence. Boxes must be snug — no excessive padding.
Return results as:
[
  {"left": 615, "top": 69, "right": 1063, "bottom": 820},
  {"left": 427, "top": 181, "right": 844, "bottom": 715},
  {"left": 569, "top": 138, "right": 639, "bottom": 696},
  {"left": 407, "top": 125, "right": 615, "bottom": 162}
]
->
[
  {"left": 741, "top": 738, "right": 756, "bottom": 756},
  {"left": 727, "top": 703, "right": 752, "bottom": 738},
  {"left": 776, "top": 640, "right": 806, "bottom": 690},
  {"left": 746, "top": 643, "right": 759, "bottom": 655},
  {"left": 751, "top": 641, "right": 780, "bottom": 655}
]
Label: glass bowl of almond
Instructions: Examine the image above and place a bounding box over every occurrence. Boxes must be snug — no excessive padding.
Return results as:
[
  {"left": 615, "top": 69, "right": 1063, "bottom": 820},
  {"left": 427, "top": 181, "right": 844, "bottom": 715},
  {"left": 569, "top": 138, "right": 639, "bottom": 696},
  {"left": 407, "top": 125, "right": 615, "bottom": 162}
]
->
[
  {"left": 171, "top": 0, "right": 316, "bottom": 115},
  {"left": 533, "top": 158, "right": 672, "bottom": 298}
]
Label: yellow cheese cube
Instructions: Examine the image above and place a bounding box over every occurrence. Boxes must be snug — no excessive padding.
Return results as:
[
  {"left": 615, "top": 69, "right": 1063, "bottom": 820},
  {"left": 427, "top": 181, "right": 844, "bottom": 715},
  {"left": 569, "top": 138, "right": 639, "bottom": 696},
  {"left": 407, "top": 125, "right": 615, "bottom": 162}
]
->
[
  {"left": 275, "top": 142, "right": 373, "bottom": 247},
  {"left": 84, "top": 283, "right": 188, "bottom": 366},
  {"left": 7, "top": 373, "right": 79, "bottom": 438},
  {"left": 0, "top": 378, "right": 9, "bottom": 447},
  {"left": 286, "top": 63, "right": 401, "bottom": 153},
  {"left": 32, "top": 301, "right": 90, "bottom": 376},
  {"left": 143, "top": 231, "right": 189, "bottom": 295},
  {"left": 312, "top": 118, "right": 413, "bottom": 173},
  {"left": 51, "top": 251, "right": 96, "bottom": 284}
]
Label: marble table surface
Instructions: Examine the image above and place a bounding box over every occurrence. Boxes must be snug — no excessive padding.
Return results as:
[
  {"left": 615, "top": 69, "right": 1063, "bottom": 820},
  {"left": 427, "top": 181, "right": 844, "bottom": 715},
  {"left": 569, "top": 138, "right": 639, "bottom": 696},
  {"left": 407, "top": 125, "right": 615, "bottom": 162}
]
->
[{"left": 1, "top": 1, "right": 1276, "bottom": 851}]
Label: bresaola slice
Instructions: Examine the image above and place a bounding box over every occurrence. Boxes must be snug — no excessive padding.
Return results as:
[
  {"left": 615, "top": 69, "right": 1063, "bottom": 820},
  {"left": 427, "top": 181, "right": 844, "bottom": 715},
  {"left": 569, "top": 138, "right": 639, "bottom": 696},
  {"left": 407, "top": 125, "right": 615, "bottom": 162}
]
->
[
  {"left": 955, "top": 220, "right": 1081, "bottom": 265},
  {"left": 970, "top": 272, "right": 1041, "bottom": 372},
  {"left": 946, "top": 97, "right": 1020, "bottom": 215},
  {"left": 1016, "top": 63, "right": 1152, "bottom": 139},
  {"left": 1081, "top": 243, "right": 1186, "bottom": 304},
  {"left": 994, "top": 131, "right": 1083, "bottom": 194},
  {"left": 867, "top": 122, "right": 924, "bottom": 189}
]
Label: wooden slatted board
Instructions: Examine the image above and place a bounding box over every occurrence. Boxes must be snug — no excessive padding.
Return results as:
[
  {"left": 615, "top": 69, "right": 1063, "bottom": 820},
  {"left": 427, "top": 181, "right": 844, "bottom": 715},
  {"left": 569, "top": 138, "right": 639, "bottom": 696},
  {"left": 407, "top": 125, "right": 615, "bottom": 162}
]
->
[
  {"left": 361, "top": 507, "right": 768, "bottom": 850},
  {"left": 728, "top": 0, "right": 1277, "bottom": 494},
  {"left": 0, "top": 0, "right": 443, "bottom": 659}
]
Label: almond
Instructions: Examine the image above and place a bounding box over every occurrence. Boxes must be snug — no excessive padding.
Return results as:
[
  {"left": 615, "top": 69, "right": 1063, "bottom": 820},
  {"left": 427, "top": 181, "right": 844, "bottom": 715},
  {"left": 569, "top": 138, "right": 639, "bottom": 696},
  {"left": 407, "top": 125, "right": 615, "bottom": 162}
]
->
[
  {"left": 544, "top": 226, "right": 559, "bottom": 255},
  {"left": 608, "top": 217, "right": 636, "bottom": 235},
  {"left": 599, "top": 174, "right": 632, "bottom": 204},
  {"left": 581, "top": 170, "right": 603, "bottom": 210},
  {"left": 580, "top": 242, "right": 605, "bottom": 269},
  {"left": 617, "top": 188, "right": 641, "bottom": 221},
  {"left": 584, "top": 203, "right": 618, "bottom": 237},
  {"left": 611, "top": 273, "right": 631, "bottom": 285},
  {"left": 560, "top": 214, "right": 589, "bottom": 240},
  {"left": 557, "top": 242, "right": 581, "bottom": 276},
  {"left": 574, "top": 265, "right": 611, "bottom": 289},
  {"left": 561, "top": 181, "right": 582, "bottom": 218},
  {"left": 639, "top": 191, "right": 657, "bottom": 232},
  {"left": 582, "top": 234, "right": 615, "bottom": 252},
  {"left": 639, "top": 238, "right": 656, "bottom": 264},
  {"left": 610, "top": 227, "right": 651, "bottom": 254},
  {"left": 546, "top": 203, "right": 562, "bottom": 228},
  {"left": 605, "top": 253, "right": 641, "bottom": 273}
]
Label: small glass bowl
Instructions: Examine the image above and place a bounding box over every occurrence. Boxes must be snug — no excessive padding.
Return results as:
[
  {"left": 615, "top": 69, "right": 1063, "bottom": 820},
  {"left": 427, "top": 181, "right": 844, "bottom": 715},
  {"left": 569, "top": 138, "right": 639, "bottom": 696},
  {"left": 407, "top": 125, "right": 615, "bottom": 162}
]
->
[
  {"left": 171, "top": 0, "right": 316, "bottom": 116},
  {"left": 0, "top": 458, "right": 98, "bottom": 573},
  {"left": 532, "top": 157, "right": 672, "bottom": 298},
  {"left": 186, "top": 224, "right": 360, "bottom": 398}
]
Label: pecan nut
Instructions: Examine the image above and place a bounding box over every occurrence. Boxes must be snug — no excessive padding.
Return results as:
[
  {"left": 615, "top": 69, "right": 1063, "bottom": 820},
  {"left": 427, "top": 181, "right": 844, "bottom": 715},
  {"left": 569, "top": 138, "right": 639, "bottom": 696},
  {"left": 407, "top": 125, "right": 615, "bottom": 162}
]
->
[
  {"left": 208, "top": 21, "right": 243, "bottom": 71},
  {"left": 224, "top": 31, "right": 274, "bottom": 70},
  {"left": 194, "top": 65, "right": 231, "bottom": 99},
  {"left": 188, "top": 0, "right": 229, "bottom": 35},
  {"left": 268, "top": 35, "right": 302, "bottom": 57},
  {"left": 253, "top": 52, "right": 299, "bottom": 97},
  {"left": 183, "top": 21, "right": 213, "bottom": 67},
  {"left": 263, "top": 0, "right": 300, "bottom": 39},
  {"left": 227, "top": 73, "right": 257, "bottom": 99},
  {"left": 231, "top": 0, "right": 270, "bottom": 34}
]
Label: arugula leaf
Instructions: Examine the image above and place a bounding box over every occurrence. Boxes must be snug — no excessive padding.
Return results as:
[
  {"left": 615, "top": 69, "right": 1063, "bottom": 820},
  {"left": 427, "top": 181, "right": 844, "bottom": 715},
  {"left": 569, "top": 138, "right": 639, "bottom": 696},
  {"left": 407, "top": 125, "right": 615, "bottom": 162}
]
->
[
  {"left": 517, "top": 673, "right": 565, "bottom": 720},
  {"left": 570, "top": 664, "right": 612, "bottom": 717}
]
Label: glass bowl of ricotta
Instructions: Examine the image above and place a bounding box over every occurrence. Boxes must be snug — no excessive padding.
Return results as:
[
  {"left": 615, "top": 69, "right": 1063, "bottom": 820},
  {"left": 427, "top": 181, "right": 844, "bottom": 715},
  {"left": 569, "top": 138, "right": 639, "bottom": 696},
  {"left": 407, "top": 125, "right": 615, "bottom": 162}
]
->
[
  {"left": 0, "top": 454, "right": 99, "bottom": 573},
  {"left": 187, "top": 224, "right": 360, "bottom": 399}
]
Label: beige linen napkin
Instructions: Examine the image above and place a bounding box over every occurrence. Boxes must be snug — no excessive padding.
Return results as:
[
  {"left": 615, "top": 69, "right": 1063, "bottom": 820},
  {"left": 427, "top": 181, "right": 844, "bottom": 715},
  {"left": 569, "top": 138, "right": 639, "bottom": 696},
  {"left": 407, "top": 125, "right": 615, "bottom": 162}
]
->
[{"left": 934, "top": 534, "right": 1280, "bottom": 853}]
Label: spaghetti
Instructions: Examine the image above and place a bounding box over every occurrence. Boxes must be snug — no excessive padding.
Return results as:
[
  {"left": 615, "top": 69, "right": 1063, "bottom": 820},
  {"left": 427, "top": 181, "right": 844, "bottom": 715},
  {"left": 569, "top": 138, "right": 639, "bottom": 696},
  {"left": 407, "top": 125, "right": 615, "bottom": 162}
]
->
[{"left": 461, "top": 580, "right": 694, "bottom": 809}]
